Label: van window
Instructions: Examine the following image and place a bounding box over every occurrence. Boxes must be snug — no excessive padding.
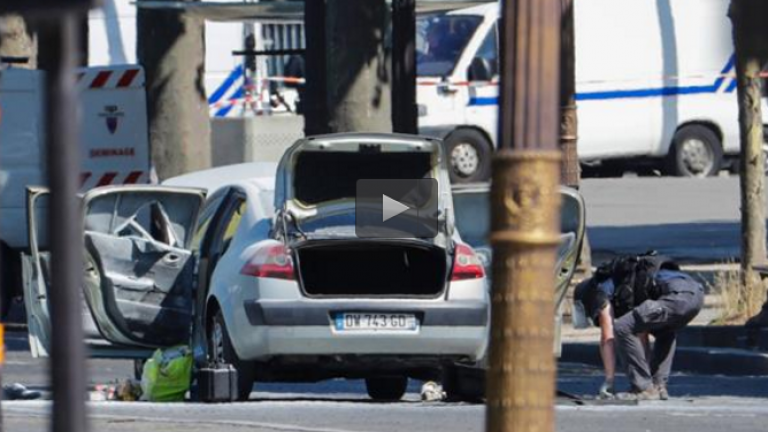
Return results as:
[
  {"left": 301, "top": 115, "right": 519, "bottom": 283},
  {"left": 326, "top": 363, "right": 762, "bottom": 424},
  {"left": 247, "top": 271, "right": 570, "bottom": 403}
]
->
[
  {"left": 417, "top": 14, "right": 482, "bottom": 77},
  {"left": 475, "top": 22, "right": 498, "bottom": 78}
]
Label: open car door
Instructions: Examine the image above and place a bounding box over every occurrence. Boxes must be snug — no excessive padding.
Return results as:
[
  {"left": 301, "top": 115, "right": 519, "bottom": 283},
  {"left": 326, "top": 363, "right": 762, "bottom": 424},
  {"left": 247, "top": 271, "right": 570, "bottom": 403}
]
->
[
  {"left": 23, "top": 185, "right": 206, "bottom": 356},
  {"left": 451, "top": 184, "right": 586, "bottom": 356},
  {"left": 23, "top": 187, "right": 53, "bottom": 357},
  {"left": 82, "top": 186, "right": 206, "bottom": 347}
]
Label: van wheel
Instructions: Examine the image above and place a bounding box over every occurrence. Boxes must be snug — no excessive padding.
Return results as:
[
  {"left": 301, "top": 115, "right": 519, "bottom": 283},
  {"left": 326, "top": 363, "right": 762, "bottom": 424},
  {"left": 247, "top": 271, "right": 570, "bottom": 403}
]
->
[
  {"left": 667, "top": 125, "right": 723, "bottom": 177},
  {"left": 365, "top": 376, "right": 408, "bottom": 401},
  {"left": 209, "top": 311, "right": 254, "bottom": 401},
  {"left": 444, "top": 129, "right": 492, "bottom": 183}
]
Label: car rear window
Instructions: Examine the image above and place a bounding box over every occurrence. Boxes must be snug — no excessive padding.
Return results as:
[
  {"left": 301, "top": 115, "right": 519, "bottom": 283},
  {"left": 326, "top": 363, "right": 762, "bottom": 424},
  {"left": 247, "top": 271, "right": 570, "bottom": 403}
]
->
[{"left": 293, "top": 151, "right": 433, "bottom": 205}]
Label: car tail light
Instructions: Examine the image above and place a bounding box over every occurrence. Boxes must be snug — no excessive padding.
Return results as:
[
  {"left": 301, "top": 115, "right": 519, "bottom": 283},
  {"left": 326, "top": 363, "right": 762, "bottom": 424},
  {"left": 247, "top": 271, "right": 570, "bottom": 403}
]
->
[
  {"left": 451, "top": 243, "right": 485, "bottom": 281},
  {"left": 240, "top": 244, "right": 295, "bottom": 280}
]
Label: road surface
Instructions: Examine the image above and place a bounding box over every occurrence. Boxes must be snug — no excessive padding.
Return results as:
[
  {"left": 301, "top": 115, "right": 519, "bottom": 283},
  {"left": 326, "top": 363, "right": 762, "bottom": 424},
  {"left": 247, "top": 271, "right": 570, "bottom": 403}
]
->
[
  {"left": 3, "top": 329, "right": 768, "bottom": 432},
  {"left": 581, "top": 176, "right": 765, "bottom": 263}
]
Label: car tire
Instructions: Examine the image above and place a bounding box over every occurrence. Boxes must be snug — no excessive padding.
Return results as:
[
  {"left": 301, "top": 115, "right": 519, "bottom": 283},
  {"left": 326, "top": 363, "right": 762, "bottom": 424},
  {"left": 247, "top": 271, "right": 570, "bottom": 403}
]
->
[
  {"left": 210, "top": 311, "right": 254, "bottom": 401},
  {"left": 667, "top": 125, "right": 723, "bottom": 177},
  {"left": 444, "top": 129, "right": 492, "bottom": 184},
  {"left": 365, "top": 376, "right": 408, "bottom": 401}
]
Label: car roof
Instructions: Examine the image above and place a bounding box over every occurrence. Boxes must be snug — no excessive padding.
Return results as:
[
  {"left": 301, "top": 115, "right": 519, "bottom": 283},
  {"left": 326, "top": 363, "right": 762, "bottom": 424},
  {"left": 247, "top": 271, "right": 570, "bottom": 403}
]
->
[{"left": 163, "top": 162, "right": 277, "bottom": 193}]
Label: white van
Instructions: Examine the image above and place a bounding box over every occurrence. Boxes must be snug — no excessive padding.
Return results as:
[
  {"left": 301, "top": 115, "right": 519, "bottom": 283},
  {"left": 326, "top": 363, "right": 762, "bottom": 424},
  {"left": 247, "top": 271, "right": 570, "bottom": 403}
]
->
[
  {"left": 417, "top": 0, "right": 766, "bottom": 181},
  {"left": 0, "top": 65, "right": 150, "bottom": 313}
]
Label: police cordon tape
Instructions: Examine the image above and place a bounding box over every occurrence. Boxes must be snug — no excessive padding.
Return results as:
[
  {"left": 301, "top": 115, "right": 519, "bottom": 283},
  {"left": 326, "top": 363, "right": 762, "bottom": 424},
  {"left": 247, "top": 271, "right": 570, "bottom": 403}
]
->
[{"left": 242, "top": 70, "right": 768, "bottom": 89}]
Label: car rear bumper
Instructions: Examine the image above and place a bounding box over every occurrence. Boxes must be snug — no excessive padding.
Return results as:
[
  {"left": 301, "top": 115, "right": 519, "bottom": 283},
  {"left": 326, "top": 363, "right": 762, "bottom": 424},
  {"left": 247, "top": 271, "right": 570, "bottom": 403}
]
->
[
  {"left": 243, "top": 299, "right": 488, "bottom": 327},
  {"left": 235, "top": 299, "right": 489, "bottom": 361}
]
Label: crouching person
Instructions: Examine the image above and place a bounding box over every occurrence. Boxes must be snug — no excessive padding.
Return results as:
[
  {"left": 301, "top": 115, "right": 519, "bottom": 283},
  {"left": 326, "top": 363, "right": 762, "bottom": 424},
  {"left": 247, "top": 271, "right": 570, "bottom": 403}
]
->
[{"left": 573, "top": 253, "right": 704, "bottom": 401}]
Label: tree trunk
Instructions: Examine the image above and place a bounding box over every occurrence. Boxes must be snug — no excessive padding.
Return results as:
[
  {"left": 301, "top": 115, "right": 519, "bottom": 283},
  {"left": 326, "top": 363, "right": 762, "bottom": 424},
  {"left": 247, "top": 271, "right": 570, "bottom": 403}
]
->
[
  {"left": 559, "top": 0, "right": 578, "bottom": 188},
  {"left": 730, "top": 0, "right": 768, "bottom": 323},
  {"left": 558, "top": 0, "right": 591, "bottom": 275},
  {"left": 137, "top": 1, "right": 211, "bottom": 180},
  {"left": 304, "top": 0, "right": 392, "bottom": 135},
  {"left": 391, "top": 0, "right": 417, "bottom": 134}
]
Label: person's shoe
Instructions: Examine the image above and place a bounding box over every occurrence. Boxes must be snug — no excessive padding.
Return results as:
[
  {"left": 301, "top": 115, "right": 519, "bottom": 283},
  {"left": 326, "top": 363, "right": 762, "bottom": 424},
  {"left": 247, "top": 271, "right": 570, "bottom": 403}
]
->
[
  {"left": 654, "top": 384, "right": 669, "bottom": 400},
  {"left": 617, "top": 386, "right": 661, "bottom": 401}
]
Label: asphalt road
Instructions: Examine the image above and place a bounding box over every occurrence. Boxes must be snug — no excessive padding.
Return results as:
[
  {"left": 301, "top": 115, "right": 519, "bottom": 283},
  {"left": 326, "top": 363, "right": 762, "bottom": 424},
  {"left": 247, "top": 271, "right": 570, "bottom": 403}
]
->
[
  {"left": 4, "top": 177, "right": 768, "bottom": 431},
  {"left": 581, "top": 176, "right": 764, "bottom": 263},
  {"left": 3, "top": 328, "right": 768, "bottom": 432}
]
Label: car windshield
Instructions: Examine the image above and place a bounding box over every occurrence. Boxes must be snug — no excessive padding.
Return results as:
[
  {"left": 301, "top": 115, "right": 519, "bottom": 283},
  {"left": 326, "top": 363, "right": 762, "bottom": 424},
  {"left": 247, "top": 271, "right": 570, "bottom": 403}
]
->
[{"left": 416, "top": 14, "right": 482, "bottom": 77}]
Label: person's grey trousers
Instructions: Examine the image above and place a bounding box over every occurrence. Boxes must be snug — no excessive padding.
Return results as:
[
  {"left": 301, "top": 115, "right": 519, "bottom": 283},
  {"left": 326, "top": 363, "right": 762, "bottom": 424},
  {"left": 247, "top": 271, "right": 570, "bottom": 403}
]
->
[{"left": 614, "top": 278, "right": 705, "bottom": 391}]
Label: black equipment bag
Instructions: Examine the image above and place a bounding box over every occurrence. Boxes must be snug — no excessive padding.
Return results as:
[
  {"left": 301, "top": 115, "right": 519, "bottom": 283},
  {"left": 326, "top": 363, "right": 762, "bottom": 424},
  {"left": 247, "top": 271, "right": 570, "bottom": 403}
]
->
[
  {"left": 596, "top": 251, "right": 679, "bottom": 318},
  {"left": 196, "top": 363, "right": 239, "bottom": 403}
]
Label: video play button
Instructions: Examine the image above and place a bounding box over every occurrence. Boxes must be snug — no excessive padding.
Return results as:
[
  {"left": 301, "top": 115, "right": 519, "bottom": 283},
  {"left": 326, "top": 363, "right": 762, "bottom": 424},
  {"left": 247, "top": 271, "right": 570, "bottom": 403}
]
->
[
  {"left": 382, "top": 194, "right": 410, "bottom": 222},
  {"left": 355, "top": 179, "right": 438, "bottom": 239}
]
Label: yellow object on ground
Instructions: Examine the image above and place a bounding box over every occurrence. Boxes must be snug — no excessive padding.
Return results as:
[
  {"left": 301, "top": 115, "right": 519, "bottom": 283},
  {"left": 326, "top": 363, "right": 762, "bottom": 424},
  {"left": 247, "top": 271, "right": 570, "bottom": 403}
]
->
[{"left": 140, "top": 346, "right": 193, "bottom": 402}]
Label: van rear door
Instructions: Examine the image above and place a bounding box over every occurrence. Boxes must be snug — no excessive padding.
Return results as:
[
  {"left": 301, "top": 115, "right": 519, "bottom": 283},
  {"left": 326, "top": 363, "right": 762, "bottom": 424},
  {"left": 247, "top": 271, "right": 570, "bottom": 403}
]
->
[{"left": 78, "top": 65, "right": 151, "bottom": 189}]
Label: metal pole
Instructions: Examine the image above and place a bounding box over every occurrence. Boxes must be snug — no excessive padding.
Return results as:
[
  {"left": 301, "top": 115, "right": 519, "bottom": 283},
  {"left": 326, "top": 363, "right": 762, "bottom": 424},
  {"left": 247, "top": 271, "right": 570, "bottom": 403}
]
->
[
  {"left": 303, "top": 0, "right": 329, "bottom": 135},
  {"left": 391, "top": 0, "right": 417, "bottom": 134},
  {"left": 0, "top": 21, "right": 5, "bottom": 431},
  {"left": 40, "top": 14, "right": 87, "bottom": 432},
  {"left": 487, "top": 0, "right": 562, "bottom": 431}
]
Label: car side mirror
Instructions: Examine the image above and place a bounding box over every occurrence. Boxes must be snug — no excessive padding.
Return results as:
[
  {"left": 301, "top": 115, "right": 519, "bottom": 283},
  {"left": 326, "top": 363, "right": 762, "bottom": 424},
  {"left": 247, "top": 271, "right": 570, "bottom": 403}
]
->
[{"left": 467, "top": 57, "right": 493, "bottom": 82}]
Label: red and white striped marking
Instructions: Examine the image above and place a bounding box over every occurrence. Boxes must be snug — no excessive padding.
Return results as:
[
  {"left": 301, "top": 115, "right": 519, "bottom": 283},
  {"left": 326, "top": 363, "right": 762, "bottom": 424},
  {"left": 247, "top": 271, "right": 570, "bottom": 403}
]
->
[
  {"left": 76, "top": 67, "right": 144, "bottom": 90},
  {"left": 80, "top": 171, "right": 148, "bottom": 189}
]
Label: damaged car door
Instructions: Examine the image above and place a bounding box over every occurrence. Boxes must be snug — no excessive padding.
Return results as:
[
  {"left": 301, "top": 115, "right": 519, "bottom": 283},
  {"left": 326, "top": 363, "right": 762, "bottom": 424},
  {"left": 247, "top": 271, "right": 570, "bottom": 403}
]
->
[
  {"left": 451, "top": 184, "right": 586, "bottom": 356},
  {"left": 23, "top": 186, "right": 206, "bottom": 356}
]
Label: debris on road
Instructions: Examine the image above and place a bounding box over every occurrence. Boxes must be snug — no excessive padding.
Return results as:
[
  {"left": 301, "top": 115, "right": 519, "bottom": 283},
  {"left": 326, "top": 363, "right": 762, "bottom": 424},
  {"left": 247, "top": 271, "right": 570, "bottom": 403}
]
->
[
  {"left": 420, "top": 381, "right": 446, "bottom": 402},
  {"left": 3, "top": 383, "right": 42, "bottom": 400},
  {"left": 88, "top": 380, "right": 143, "bottom": 401}
]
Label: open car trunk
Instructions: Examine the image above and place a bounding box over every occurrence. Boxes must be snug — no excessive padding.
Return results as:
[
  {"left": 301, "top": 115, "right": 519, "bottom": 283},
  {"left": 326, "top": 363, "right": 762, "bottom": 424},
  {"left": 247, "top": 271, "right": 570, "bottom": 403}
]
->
[{"left": 295, "top": 241, "right": 449, "bottom": 297}]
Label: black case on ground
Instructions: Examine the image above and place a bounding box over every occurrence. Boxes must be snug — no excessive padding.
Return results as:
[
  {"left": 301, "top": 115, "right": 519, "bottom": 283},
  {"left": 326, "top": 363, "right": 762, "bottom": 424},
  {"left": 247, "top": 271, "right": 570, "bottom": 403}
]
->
[{"left": 196, "top": 363, "right": 238, "bottom": 403}]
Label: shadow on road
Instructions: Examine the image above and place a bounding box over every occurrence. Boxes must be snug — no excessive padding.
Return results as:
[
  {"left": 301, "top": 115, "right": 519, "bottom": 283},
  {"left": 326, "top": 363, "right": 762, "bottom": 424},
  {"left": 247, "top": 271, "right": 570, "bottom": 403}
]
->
[{"left": 589, "top": 222, "right": 744, "bottom": 264}]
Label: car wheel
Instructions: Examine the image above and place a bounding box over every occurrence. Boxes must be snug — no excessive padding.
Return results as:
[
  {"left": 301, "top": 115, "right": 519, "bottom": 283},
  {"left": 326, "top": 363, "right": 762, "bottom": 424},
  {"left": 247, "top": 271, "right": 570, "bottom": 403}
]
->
[
  {"left": 667, "top": 125, "right": 723, "bottom": 177},
  {"left": 444, "top": 129, "right": 492, "bottom": 183},
  {"left": 365, "top": 376, "right": 408, "bottom": 401},
  {"left": 209, "top": 311, "right": 254, "bottom": 401}
]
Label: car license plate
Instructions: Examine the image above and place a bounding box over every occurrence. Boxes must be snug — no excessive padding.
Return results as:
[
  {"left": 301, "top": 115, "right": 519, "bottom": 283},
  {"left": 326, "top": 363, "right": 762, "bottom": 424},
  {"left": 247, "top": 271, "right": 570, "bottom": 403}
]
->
[{"left": 334, "top": 313, "right": 418, "bottom": 332}]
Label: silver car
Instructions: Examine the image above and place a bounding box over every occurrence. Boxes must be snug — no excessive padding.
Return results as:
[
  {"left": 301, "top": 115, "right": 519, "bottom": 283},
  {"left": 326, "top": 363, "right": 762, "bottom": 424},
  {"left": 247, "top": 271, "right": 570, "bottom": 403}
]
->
[{"left": 23, "top": 133, "right": 489, "bottom": 401}]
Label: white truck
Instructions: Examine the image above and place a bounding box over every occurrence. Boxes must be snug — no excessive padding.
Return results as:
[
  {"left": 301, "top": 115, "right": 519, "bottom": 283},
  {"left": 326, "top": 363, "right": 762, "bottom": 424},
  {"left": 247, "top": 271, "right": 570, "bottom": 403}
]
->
[
  {"left": 0, "top": 64, "right": 150, "bottom": 314},
  {"left": 417, "top": 0, "right": 768, "bottom": 182}
]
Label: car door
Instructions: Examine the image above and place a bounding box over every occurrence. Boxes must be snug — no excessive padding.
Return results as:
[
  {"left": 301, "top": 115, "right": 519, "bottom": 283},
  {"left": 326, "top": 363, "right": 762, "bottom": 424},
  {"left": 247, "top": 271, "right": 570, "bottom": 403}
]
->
[
  {"left": 23, "top": 185, "right": 206, "bottom": 354},
  {"left": 23, "top": 187, "right": 54, "bottom": 357},
  {"left": 451, "top": 184, "right": 586, "bottom": 357}
]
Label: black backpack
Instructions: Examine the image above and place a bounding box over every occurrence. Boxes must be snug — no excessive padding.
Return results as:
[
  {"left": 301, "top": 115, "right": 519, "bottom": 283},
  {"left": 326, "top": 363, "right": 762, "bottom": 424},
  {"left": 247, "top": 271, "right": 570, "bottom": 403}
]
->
[{"left": 594, "top": 251, "right": 679, "bottom": 318}]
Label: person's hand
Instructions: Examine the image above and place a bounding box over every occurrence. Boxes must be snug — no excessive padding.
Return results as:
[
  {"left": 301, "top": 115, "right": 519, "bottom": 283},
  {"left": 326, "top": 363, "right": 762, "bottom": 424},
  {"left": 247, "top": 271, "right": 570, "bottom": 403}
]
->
[{"left": 598, "top": 378, "right": 616, "bottom": 399}]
